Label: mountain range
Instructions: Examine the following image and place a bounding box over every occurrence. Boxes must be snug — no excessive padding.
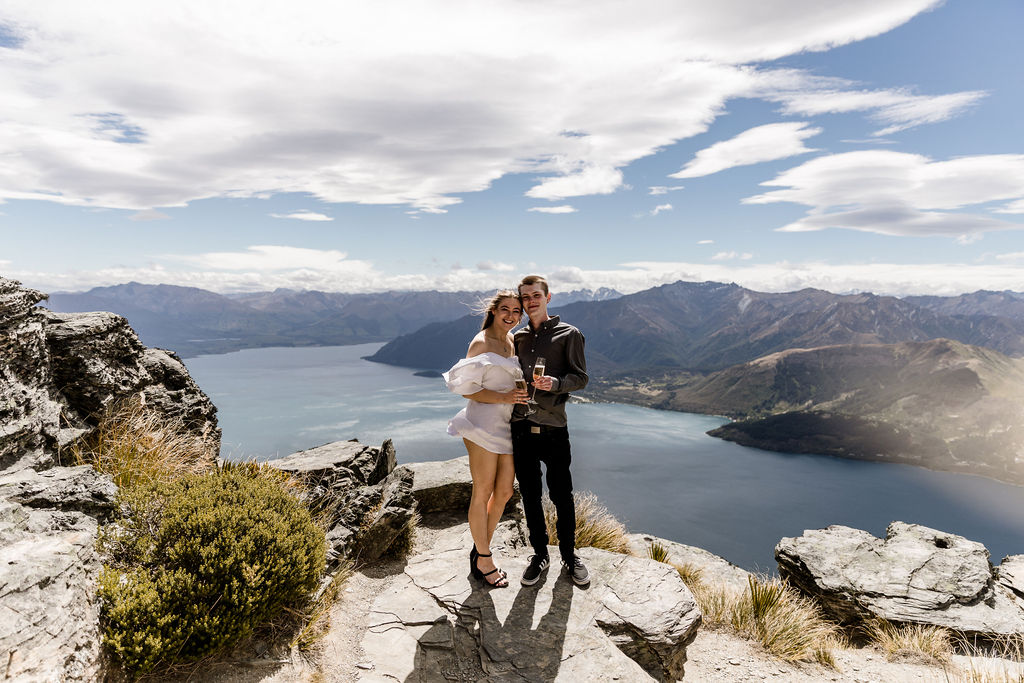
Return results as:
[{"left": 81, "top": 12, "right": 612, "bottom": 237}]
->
[
  {"left": 368, "top": 281, "right": 1024, "bottom": 374},
  {"left": 44, "top": 283, "right": 621, "bottom": 357}
]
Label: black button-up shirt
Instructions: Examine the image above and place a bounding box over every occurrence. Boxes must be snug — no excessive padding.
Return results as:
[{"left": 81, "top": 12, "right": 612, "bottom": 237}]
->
[{"left": 511, "top": 315, "right": 588, "bottom": 427}]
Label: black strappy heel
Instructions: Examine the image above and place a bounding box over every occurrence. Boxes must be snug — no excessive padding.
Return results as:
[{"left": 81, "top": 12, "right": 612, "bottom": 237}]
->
[{"left": 471, "top": 550, "right": 508, "bottom": 588}]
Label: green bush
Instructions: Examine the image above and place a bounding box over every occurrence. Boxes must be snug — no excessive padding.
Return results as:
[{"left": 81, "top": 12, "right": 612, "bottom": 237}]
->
[{"left": 98, "top": 468, "right": 326, "bottom": 676}]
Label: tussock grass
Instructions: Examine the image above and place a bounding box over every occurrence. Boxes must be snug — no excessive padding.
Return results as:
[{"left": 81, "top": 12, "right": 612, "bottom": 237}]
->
[
  {"left": 863, "top": 619, "right": 952, "bottom": 664},
  {"left": 68, "top": 396, "right": 216, "bottom": 489},
  {"left": 543, "top": 491, "right": 630, "bottom": 554},
  {"left": 674, "top": 561, "right": 704, "bottom": 588},
  {"left": 647, "top": 540, "right": 670, "bottom": 563},
  {"left": 730, "top": 576, "right": 840, "bottom": 663}
]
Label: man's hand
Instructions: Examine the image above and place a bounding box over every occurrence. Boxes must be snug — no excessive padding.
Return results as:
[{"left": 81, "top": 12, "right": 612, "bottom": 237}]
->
[{"left": 533, "top": 375, "right": 555, "bottom": 392}]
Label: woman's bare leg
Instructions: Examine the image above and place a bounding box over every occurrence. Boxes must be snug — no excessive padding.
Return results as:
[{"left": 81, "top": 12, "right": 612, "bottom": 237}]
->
[
  {"left": 465, "top": 439, "right": 502, "bottom": 579},
  {"left": 486, "top": 452, "right": 515, "bottom": 546}
]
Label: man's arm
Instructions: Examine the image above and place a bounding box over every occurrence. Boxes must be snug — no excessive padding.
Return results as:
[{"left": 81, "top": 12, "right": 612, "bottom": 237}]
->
[{"left": 551, "top": 329, "right": 587, "bottom": 393}]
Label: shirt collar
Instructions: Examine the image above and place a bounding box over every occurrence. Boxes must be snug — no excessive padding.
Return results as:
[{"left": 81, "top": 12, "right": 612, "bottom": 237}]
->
[{"left": 529, "top": 315, "right": 560, "bottom": 332}]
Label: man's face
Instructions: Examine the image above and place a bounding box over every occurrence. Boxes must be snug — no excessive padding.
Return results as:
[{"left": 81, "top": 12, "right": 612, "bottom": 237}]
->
[{"left": 519, "top": 283, "right": 550, "bottom": 321}]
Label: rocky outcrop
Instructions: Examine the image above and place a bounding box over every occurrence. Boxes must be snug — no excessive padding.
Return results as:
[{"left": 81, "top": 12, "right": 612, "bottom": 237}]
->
[
  {"left": 270, "top": 439, "right": 417, "bottom": 562},
  {"left": 360, "top": 521, "right": 702, "bottom": 682},
  {"left": 0, "top": 276, "right": 221, "bottom": 682},
  {"left": 405, "top": 455, "right": 520, "bottom": 514},
  {"left": 776, "top": 522, "right": 1024, "bottom": 638},
  {"left": 0, "top": 277, "right": 220, "bottom": 473}
]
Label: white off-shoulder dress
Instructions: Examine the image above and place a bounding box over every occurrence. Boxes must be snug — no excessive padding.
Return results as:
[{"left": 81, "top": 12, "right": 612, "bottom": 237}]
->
[{"left": 443, "top": 353, "right": 520, "bottom": 454}]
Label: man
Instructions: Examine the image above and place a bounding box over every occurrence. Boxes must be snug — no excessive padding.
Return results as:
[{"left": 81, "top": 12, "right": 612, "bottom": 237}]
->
[{"left": 511, "top": 274, "right": 590, "bottom": 586}]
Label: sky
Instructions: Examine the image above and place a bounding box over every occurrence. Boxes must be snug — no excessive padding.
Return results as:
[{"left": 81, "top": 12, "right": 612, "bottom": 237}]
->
[{"left": 0, "top": 0, "right": 1022, "bottom": 297}]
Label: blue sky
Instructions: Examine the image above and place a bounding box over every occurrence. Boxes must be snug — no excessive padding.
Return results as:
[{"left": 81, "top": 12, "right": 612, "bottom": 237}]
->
[{"left": 0, "top": 0, "right": 1022, "bottom": 296}]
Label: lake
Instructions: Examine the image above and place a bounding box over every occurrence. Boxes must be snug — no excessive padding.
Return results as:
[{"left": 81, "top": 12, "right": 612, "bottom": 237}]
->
[{"left": 186, "top": 343, "right": 1024, "bottom": 573}]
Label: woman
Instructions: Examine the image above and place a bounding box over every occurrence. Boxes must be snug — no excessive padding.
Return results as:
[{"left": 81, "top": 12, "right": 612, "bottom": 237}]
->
[{"left": 443, "top": 290, "right": 528, "bottom": 587}]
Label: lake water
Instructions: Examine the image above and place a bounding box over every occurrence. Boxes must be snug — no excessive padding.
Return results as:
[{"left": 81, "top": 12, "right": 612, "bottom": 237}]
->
[{"left": 186, "top": 343, "right": 1024, "bottom": 573}]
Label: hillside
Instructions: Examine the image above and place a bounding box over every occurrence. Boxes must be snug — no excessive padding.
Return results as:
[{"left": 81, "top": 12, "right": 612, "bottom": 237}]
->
[
  {"left": 368, "top": 280, "right": 1024, "bottom": 373},
  {"left": 594, "top": 339, "right": 1024, "bottom": 483}
]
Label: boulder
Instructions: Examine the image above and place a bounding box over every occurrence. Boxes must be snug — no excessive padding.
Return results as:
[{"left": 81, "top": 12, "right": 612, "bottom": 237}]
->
[
  {"left": 405, "top": 455, "right": 520, "bottom": 514},
  {"left": 272, "top": 439, "right": 417, "bottom": 562},
  {"left": 0, "top": 465, "right": 117, "bottom": 516},
  {"left": 361, "top": 522, "right": 701, "bottom": 682},
  {"left": 776, "top": 522, "right": 1024, "bottom": 638},
  {"left": 0, "top": 500, "right": 102, "bottom": 682},
  {"left": 326, "top": 467, "right": 417, "bottom": 562},
  {"left": 627, "top": 533, "right": 752, "bottom": 593},
  {"left": 271, "top": 439, "right": 396, "bottom": 491}
]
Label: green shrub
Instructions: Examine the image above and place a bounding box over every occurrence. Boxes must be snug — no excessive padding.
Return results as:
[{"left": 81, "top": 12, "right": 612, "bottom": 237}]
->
[{"left": 98, "top": 468, "right": 326, "bottom": 676}]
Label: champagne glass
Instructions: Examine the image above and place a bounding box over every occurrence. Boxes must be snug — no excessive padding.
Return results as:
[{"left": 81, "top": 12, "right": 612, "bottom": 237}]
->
[
  {"left": 527, "top": 356, "right": 546, "bottom": 412},
  {"left": 513, "top": 368, "right": 533, "bottom": 415}
]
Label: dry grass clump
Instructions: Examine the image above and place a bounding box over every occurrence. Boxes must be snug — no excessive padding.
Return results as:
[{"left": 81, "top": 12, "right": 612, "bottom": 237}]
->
[
  {"left": 291, "top": 560, "right": 355, "bottom": 653},
  {"left": 543, "top": 491, "right": 630, "bottom": 554},
  {"left": 863, "top": 619, "right": 952, "bottom": 664},
  {"left": 729, "top": 576, "right": 841, "bottom": 664},
  {"left": 68, "top": 396, "right": 216, "bottom": 489},
  {"left": 947, "top": 634, "right": 1024, "bottom": 683}
]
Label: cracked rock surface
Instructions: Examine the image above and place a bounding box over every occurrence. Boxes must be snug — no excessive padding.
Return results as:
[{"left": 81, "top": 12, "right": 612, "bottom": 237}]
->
[
  {"left": 359, "top": 520, "right": 701, "bottom": 682},
  {"left": 776, "top": 521, "right": 1024, "bottom": 637}
]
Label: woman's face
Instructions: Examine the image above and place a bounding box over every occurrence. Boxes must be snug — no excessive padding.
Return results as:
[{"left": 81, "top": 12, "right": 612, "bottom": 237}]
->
[{"left": 491, "top": 297, "right": 522, "bottom": 332}]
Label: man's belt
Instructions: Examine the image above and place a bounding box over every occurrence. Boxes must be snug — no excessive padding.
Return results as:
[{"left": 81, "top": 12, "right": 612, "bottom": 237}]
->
[{"left": 518, "top": 421, "right": 564, "bottom": 434}]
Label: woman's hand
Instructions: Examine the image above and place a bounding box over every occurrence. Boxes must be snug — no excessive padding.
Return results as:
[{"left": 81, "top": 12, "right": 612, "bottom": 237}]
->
[{"left": 508, "top": 387, "right": 530, "bottom": 404}]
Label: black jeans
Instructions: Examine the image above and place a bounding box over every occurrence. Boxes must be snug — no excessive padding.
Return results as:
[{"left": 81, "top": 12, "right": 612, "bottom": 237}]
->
[{"left": 512, "top": 421, "right": 576, "bottom": 564}]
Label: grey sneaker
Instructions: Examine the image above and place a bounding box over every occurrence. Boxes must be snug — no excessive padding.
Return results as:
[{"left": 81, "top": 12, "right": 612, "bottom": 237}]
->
[
  {"left": 564, "top": 555, "right": 590, "bottom": 586},
  {"left": 521, "top": 554, "right": 549, "bottom": 586}
]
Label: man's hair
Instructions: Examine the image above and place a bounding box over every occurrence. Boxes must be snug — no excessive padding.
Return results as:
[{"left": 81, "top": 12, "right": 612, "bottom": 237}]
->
[{"left": 518, "top": 274, "right": 549, "bottom": 296}]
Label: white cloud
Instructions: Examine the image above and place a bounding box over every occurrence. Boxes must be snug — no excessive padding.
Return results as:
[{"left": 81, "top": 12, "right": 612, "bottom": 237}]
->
[
  {"left": 995, "top": 252, "right": 1024, "bottom": 262},
  {"left": 745, "top": 151, "right": 1024, "bottom": 238},
  {"left": 177, "top": 245, "right": 364, "bottom": 272},
  {"left": 0, "top": 1, "right": 947, "bottom": 212},
  {"left": 270, "top": 210, "right": 334, "bottom": 221},
  {"left": 528, "top": 205, "right": 577, "bottom": 214},
  {"left": 671, "top": 122, "right": 821, "bottom": 179},
  {"left": 13, "top": 255, "right": 1024, "bottom": 298},
  {"left": 649, "top": 185, "right": 685, "bottom": 195},
  {"left": 697, "top": 240, "right": 714, "bottom": 244},
  {"left": 129, "top": 209, "right": 170, "bottom": 221},
  {"left": 711, "top": 251, "right": 753, "bottom": 261},
  {"left": 651, "top": 203, "right": 673, "bottom": 215},
  {"left": 764, "top": 84, "right": 985, "bottom": 136},
  {"left": 476, "top": 261, "right": 515, "bottom": 272},
  {"left": 997, "top": 199, "right": 1024, "bottom": 214}
]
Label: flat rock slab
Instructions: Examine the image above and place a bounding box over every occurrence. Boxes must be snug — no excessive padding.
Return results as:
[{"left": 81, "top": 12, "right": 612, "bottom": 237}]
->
[
  {"left": 0, "top": 500, "right": 102, "bottom": 682},
  {"left": 627, "top": 533, "right": 752, "bottom": 593},
  {"left": 405, "top": 456, "right": 520, "bottom": 514},
  {"left": 776, "top": 522, "right": 1024, "bottom": 637},
  {"left": 0, "top": 465, "right": 117, "bottom": 515},
  {"left": 361, "top": 524, "right": 701, "bottom": 682}
]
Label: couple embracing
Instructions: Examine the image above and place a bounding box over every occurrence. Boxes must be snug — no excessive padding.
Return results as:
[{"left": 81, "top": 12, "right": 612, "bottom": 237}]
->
[{"left": 442, "top": 274, "right": 589, "bottom": 589}]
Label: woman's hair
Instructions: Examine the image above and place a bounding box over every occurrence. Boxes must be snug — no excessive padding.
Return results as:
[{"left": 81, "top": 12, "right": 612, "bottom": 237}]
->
[{"left": 477, "top": 289, "right": 521, "bottom": 331}]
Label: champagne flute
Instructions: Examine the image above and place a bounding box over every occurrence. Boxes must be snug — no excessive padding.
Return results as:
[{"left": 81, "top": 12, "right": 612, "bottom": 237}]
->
[
  {"left": 527, "top": 356, "right": 546, "bottom": 412},
  {"left": 514, "top": 369, "right": 533, "bottom": 415}
]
